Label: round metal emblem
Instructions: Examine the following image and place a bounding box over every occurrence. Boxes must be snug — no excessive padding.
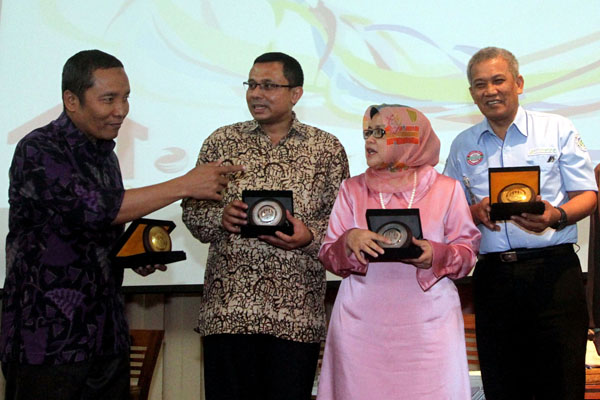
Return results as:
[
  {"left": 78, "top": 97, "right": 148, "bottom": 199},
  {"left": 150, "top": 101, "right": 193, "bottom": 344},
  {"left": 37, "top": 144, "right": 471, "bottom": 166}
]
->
[
  {"left": 376, "top": 222, "right": 412, "bottom": 248},
  {"left": 498, "top": 183, "right": 534, "bottom": 203},
  {"left": 250, "top": 199, "right": 284, "bottom": 226},
  {"left": 143, "top": 225, "right": 172, "bottom": 252}
]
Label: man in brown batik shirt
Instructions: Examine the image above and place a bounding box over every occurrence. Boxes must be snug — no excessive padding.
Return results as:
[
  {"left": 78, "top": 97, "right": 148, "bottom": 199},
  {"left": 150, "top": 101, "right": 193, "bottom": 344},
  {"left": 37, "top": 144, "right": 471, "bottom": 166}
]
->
[{"left": 182, "top": 52, "right": 349, "bottom": 400}]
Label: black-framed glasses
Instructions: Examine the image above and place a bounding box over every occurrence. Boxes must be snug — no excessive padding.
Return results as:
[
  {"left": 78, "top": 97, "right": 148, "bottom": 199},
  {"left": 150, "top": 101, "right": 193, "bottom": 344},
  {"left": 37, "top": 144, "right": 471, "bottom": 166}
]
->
[
  {"left": 363, "top": 128, "right": 387, "bottom": 139},
  {"left": 243, "top": 81, "right": 294, "bottom": 91}
]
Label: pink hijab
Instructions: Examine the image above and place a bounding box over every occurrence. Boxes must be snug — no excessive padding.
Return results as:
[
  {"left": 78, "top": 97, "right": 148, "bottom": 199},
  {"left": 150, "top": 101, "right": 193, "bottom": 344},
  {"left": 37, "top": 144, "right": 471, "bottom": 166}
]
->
[{"left": 364, "top": 104, "right": 440, "bottom": 194}]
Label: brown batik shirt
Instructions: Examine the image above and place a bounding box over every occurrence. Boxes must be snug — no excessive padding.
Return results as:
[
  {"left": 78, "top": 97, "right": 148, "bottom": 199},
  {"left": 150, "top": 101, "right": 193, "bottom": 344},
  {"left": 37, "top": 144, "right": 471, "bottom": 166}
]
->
[{"left": 182, "top": 113, "right": 349, "bottom": 343}]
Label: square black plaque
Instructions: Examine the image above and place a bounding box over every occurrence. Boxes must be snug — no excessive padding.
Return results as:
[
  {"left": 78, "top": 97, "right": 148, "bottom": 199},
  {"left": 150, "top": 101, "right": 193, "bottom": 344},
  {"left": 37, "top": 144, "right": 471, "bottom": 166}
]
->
[
  {"left": 365, "top": 209, "right": 424, "bottom": 262},
  {"left": 241, "top": 190, "right": 294, "bottom": 237}
]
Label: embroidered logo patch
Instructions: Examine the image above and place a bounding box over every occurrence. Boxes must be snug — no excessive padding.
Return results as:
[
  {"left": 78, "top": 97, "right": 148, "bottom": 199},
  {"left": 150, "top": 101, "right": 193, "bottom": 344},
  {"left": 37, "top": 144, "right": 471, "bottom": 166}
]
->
[
  {"left": 575, "top": 133, "right": 588, "bottom": 152},
  {"left": 466, "top": 150, "right": 484, "bottom": 166}
]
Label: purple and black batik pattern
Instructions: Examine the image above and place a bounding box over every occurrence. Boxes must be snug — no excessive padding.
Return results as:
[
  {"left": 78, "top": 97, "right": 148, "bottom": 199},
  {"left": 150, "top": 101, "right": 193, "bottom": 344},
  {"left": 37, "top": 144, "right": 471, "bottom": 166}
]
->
[{"left": 1, "top": 113, "right": 129, "bottom": 365}]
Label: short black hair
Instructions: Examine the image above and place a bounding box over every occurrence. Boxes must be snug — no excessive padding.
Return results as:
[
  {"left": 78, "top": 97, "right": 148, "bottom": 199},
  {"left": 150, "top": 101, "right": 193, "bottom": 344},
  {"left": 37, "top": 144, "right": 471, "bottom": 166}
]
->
[
  {"left": 253, "top": 52, "right": 303, "bottom": 87},
  {"left": 62, "top": 50, "right": 124, "bottom": 105}
]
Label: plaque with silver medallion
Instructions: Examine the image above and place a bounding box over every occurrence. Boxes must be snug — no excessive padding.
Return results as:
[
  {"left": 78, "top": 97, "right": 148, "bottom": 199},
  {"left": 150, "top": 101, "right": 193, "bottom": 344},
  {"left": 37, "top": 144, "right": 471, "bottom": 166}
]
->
[
  {"left": 366, "top": 209, "right": 423, "bottom": 262},
  {"left": 110, "top": 218, "right": 186, "bottom": 268},
  {"left": 241, "top": 190, "right": 294, "bottom": 237}
]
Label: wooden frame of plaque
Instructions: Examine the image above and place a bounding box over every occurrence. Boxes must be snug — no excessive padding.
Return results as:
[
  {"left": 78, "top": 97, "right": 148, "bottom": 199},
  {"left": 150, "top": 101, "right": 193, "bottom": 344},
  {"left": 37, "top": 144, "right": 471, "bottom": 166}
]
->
[
  {"left": 366, "top": 209, "right": 424, "bottom": 262},
  {"left": 241, "top": 190, "right": 294, "bottom": 238},
  {"left": 489, "top": 166, "right": 544, "bottom": 221},
  {"left": 110, "top": 218, "right": 186, "bottom": 268}
]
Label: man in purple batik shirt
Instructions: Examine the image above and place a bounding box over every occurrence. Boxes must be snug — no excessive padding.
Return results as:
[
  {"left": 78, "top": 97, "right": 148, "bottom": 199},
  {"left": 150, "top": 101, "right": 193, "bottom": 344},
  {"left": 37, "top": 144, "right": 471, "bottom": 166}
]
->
[{"left": 1, "top": 50, "right": 243, "bottom": 400}]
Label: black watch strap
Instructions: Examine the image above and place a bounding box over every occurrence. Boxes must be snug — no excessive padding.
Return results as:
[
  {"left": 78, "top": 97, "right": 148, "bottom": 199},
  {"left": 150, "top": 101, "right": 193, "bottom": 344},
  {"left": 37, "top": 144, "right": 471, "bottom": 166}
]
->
[{"left": 551, "top": 206, "right": 568, "bottom": 230}]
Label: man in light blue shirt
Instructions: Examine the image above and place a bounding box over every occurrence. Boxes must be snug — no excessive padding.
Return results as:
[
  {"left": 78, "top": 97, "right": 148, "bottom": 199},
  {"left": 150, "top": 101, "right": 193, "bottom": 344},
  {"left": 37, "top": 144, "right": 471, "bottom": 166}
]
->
[{"left": 445, "top": 47, "right": 597, "bottom": 400}]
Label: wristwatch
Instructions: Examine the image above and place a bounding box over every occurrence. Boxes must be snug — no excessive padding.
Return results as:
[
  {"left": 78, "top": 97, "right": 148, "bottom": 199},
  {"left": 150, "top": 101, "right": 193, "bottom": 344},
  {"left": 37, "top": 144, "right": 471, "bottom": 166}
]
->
[{"left": 551, "top": 206, "right": 568, "bottom": 231}]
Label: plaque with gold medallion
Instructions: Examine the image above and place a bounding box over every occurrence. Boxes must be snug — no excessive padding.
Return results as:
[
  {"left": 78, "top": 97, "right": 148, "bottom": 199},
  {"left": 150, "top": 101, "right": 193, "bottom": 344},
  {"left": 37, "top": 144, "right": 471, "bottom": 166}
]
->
[
  {"left": 489, "top": 167, "right": 545, "bottom": 221},
  {"left": 110, "top": 218, "right": 186, "bottom": 267}
]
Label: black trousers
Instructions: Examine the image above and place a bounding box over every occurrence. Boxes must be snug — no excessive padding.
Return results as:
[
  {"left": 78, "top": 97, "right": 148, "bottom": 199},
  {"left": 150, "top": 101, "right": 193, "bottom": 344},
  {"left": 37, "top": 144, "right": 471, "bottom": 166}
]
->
[
  {"left": 2, "top": 354, "right": 130, "bottom": 400},
  {"left": 203, "top": 333, "right": 320, "bottom": 400},
  {"left": 473, "top": 249, "right": 588, "bottom": 400}
]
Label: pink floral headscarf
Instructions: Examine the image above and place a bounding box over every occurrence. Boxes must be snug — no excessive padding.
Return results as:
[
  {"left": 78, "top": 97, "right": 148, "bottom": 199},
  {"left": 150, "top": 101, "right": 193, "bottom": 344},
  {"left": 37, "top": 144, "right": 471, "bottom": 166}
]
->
[{"left": 363, "top": 104, "right": 440, "bottom": 194}]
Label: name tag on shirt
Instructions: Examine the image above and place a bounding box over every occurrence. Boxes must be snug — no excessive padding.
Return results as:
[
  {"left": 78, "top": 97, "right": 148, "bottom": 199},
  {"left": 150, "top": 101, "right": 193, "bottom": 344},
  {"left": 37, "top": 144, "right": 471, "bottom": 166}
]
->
[{"left": 528, "top": 147, "right": 557, "bottom": 156}]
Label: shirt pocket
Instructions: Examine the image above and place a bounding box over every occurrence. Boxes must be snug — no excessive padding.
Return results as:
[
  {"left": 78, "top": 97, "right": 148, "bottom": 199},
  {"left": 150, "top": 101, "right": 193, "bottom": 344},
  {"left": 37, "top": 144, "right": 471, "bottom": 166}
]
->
[
  {"left": 526, "top": 153, "right": 558, "bottom": 171},
  {"left": 526, "top": 153, "right": 560, "bottom": 192}
]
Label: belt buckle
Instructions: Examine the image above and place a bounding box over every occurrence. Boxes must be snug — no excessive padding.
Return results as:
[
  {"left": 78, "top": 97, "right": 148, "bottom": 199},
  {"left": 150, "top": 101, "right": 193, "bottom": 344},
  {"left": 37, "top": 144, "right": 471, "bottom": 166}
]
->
[{"left": 499, "top": 251, "right": 517, "bottom": 262}]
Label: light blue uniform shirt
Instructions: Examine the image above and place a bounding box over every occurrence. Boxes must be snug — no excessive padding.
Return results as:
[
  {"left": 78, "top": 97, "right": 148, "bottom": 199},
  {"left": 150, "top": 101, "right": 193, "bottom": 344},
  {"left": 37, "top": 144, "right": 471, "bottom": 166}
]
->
[{"left": 444, "top": 106, "right": 596, "bottom": 254}]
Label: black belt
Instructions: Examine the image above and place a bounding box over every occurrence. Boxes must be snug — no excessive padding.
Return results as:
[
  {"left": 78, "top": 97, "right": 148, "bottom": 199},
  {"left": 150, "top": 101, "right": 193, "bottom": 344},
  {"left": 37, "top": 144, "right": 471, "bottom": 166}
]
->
[{"left": 478, "top": 244, "right": 574, "bottom": 263}]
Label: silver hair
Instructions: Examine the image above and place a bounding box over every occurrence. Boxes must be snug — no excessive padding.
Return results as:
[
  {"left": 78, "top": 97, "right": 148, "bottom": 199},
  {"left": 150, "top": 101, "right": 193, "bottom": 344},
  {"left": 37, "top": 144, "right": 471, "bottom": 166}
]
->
[{"left": 467, "top": 47, "right": 519, "bottom": 85}]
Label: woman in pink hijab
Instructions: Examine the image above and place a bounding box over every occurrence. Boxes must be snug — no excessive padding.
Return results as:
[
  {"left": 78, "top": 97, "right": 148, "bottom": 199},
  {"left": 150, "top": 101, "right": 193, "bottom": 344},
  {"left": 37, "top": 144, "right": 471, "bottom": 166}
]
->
[{"left": 317, "top": 105, "right": 481, "bottom": 399}]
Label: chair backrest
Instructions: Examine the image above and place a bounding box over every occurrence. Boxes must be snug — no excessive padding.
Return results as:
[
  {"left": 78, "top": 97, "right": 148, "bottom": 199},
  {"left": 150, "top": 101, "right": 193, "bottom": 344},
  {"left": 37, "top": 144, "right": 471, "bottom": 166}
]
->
[
  {"left": 311, "top": 341, "right": 326, "bottom": 400},
  {"left": 130, "top": 329, "right": 164, "bottom": 400},
  {"left": 587, "top": 367, "right": 600, "bottom": 399},
  {"left": 463, "top": 313, "right": 480, "bottom": 371},
  {"left": 586, "top": 383, "right": 600, "bottom": 399}
]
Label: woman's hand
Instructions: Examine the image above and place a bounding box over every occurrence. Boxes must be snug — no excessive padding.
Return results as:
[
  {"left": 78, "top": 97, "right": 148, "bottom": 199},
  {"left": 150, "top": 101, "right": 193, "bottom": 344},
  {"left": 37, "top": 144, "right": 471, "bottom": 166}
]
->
[
  {"left": 401, "top": 237, "right": 433, "bottom": 269},
  {"left": 345, "top": 228, "right": 390, "bottom": 265}
]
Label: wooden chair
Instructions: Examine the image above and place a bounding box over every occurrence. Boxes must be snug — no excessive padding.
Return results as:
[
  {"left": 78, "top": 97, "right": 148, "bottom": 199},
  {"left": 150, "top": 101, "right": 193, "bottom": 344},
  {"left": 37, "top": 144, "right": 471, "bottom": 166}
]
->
[
  {"left": 587, "top": 366, "right": 600, "bottom": 399},
  {"left": 586, "top": 385, "right": 600, "bottom": 399},
  {"left": 463, "top": 314, "right": 487, "bottom": 399},
  {"left": 463, "top": 313, "right": 480, "bottom": 371},
  {"left": 311, "top": 341, "right": 326, "bottom": 400},
  {"left": 130, "top": 329, "right": 164, "bottom": 400}
]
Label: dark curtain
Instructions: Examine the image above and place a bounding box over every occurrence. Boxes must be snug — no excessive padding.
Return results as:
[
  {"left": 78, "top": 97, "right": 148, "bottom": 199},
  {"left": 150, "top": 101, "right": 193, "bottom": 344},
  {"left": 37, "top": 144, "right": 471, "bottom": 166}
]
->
[{"left": 587, "top": 164, "right": 600, "bottom": 328}]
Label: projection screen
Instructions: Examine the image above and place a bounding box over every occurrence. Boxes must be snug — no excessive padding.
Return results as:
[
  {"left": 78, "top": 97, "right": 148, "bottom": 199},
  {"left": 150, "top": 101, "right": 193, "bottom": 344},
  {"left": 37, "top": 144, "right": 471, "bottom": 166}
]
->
[{"left": 1, "top": 1, "right": 599, "bottom": 287}]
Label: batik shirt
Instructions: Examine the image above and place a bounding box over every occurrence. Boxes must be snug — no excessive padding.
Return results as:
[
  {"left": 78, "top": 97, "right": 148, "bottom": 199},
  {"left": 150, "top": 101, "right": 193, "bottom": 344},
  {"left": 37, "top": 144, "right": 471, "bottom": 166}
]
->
[
  {"left": 1, "top": 112, "right": 129, "bottom": 365},
  {"left": 182, "top": 114, "right": 349, "bottom": 343}
]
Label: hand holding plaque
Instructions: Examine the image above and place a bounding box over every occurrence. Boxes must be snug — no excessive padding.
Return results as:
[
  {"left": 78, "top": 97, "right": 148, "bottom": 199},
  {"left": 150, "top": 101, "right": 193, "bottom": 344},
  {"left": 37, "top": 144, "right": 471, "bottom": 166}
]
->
[
  {"left": 366, "top": 209, "right": 424, "bottom": 262},
  {"left": 241, "top": 190, "right": 294, "bottom": 237},
  {"left": 488, "top": 166, "right": 545, "bottom": 221},
  {"left": 110, "top": 218, "right": 186, "bottom": 268}
]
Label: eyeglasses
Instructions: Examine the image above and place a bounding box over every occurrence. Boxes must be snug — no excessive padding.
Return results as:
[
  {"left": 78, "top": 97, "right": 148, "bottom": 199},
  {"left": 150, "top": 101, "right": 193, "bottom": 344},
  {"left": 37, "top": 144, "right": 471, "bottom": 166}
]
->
[
  {"left": 243, "top": 81, "right": 294, "bottom": 91},
  {"left": 363, "top": 128, "right": 387, "bottom": 139}
]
